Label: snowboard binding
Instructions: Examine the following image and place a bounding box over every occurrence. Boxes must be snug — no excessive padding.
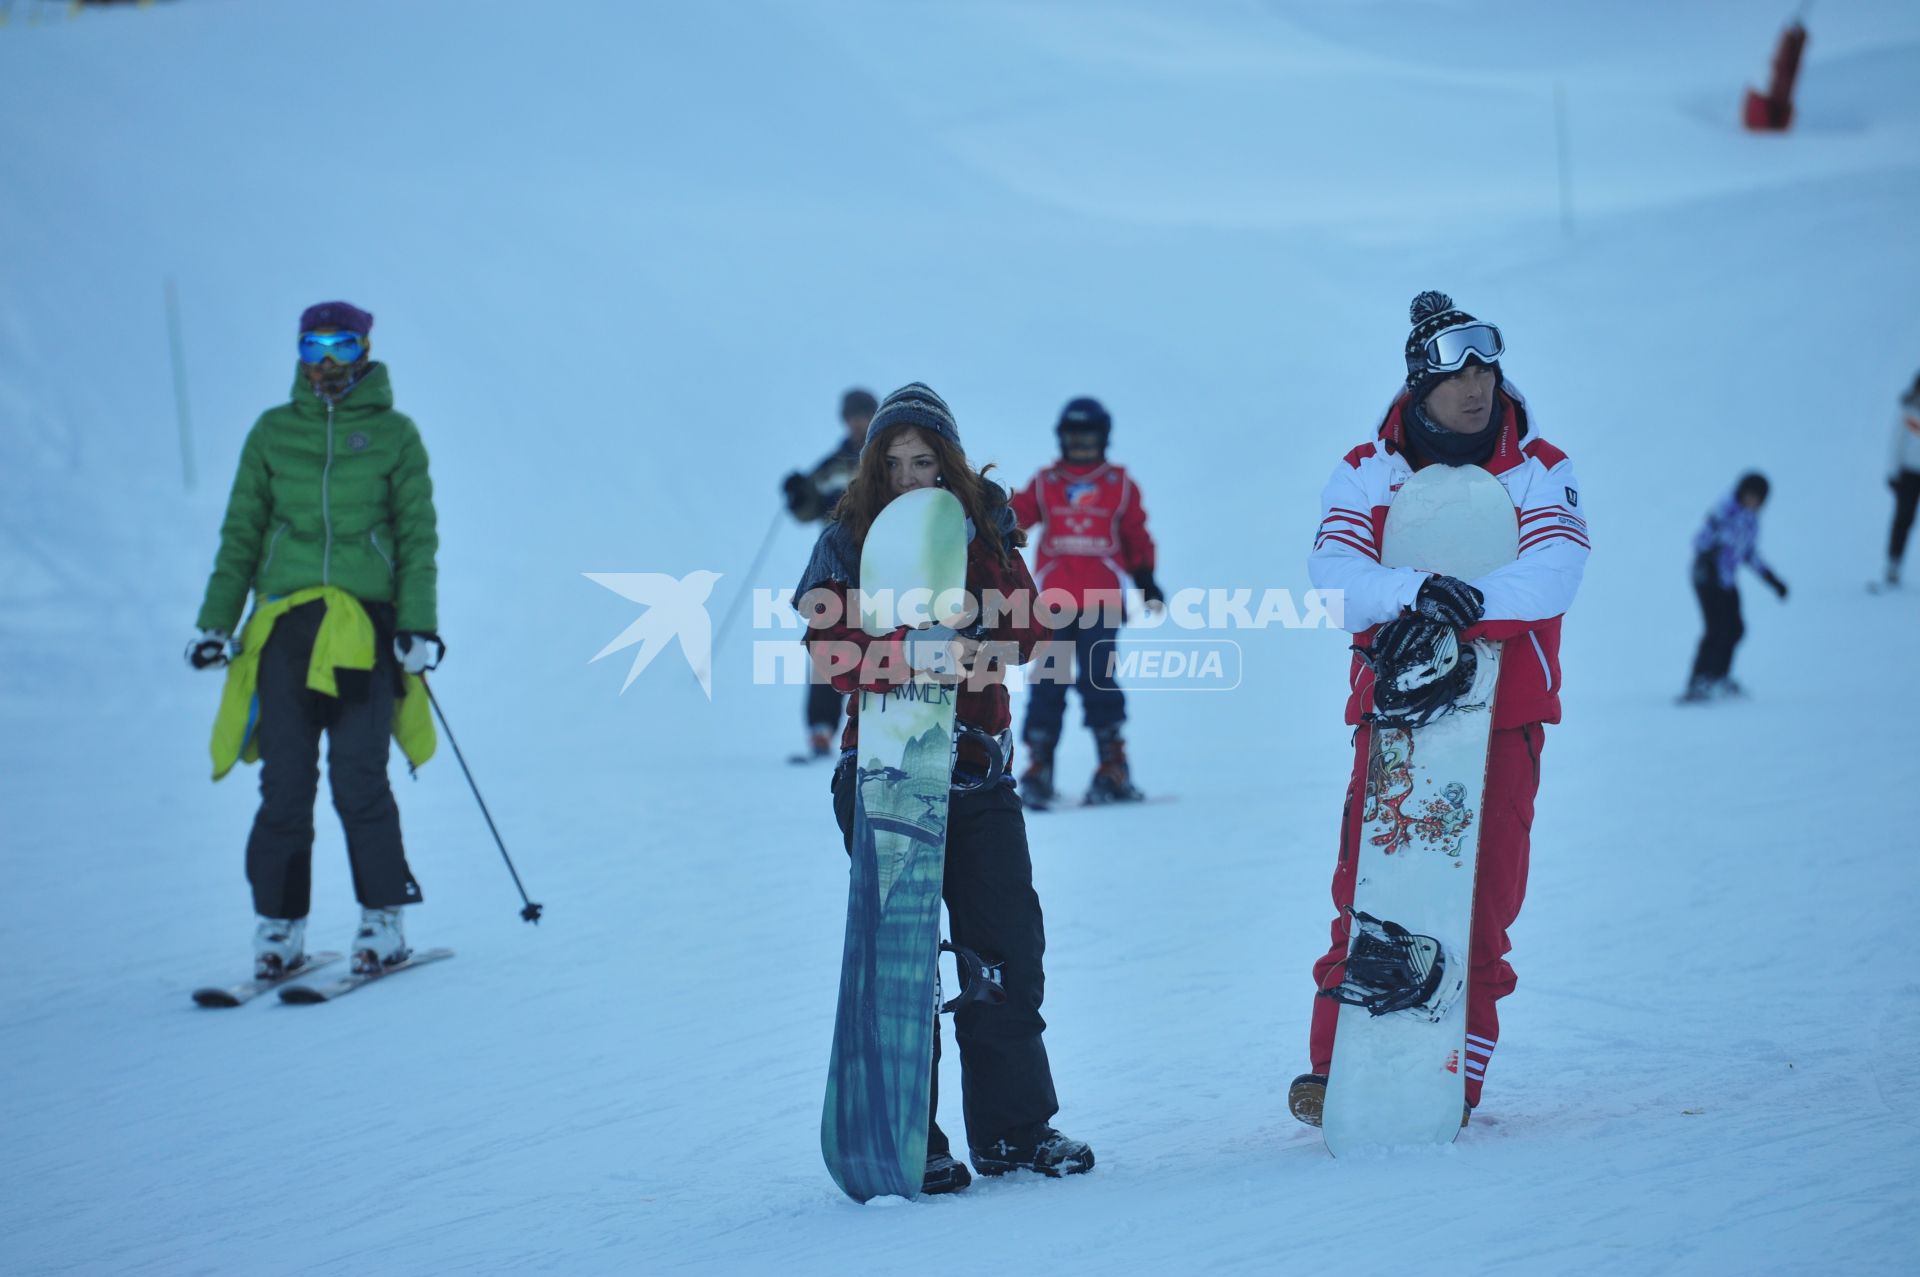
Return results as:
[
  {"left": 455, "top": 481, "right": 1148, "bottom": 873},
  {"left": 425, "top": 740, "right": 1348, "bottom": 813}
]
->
[
  {"left": 1356, "top": 627, "right": 1480, "bottom": 729},
  {"left": 938, "top": 940, "right": 1008, "bottom": 1013},
  {"left": 1318, "top": 909, "right": 1465, "bottom": 1022}
]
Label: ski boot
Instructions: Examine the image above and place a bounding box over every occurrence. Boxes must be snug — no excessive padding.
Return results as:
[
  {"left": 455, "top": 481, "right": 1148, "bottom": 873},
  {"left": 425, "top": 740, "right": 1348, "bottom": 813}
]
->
[
  {"left": 1677, "top": 675, "right": 1714, "bottom": 704},
  {"left": 806, "top": 728, "right": 833, "bottom": 759},
  {"left": 350, "top": 906, "right": 410, "bottom": 975},
  {"left": 252, "top": 916, "right": 307, "bottom": 979},
  {"left": 1888, "top": 558, "right": 1903, "bottom": 590},
  {"left": 922, "top": 1150, "right": 972, "bottom": 1195},
  {"left": 1084, "top": 726, "right": 1144, "bottom": 805},
  {"left": 1714, "top": 677, "right": 1747, "bottom": 699},
  {"left": 1288, "top": 1073, "right": 1327, "bottom": 1127},
  {"left": 1019, "top": 732, "right": 1058, "bottom": 810},
  {"left": 970, "top": 1124, "right": 1095, "bottom": 1178}
]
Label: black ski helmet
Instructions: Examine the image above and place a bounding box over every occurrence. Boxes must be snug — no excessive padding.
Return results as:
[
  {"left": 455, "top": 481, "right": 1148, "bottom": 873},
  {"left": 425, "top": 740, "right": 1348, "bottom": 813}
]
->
[
  {"left": 1735, "top": 471, "right": 1770, "bottom": 504},
  {"left": 1056, "top": 397, "right": 1111, "bottom": 451}
]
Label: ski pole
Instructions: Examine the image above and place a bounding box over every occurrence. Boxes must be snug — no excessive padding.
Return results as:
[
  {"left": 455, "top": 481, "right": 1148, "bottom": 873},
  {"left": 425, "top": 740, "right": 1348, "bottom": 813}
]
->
[
  {"left": 704, "top": 506, "right": 786, "bottom": 675},
  {"left": 421, "top": 675, "right": 543, "bottom": 923}
]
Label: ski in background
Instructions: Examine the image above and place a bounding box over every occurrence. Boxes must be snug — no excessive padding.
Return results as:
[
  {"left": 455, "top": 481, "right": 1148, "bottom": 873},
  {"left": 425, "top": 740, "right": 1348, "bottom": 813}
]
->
[
  {"left": 278, "top": 948, "right": 456, "bottom": 1004},
  {"left": 191, "top": 952, "right": 344, "bottom": 1008}
]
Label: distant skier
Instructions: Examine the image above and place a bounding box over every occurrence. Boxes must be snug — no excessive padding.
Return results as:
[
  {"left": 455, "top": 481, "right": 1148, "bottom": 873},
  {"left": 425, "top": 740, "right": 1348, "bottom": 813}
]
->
[
  {"left": 1882, "top": 371, "right": 1920, "bottom": 589},
  {"left": 1291, "top": 292, "right": 1590, "bottom": 1126},
  {"left": 188, "top": 301, "right": 440, "bottom": 980},
  {"left": 796, "top": 383, "right": 1094, "bottom": 1193},
  {"left": 1682, "top": 472, "right": 1787, "bottom": 701},
  {"left": 1009, "top": 398, "right": 1164, "bottom": 807},
  {"left": 783, "top": 388, "right": 877, "bottom": 758}
]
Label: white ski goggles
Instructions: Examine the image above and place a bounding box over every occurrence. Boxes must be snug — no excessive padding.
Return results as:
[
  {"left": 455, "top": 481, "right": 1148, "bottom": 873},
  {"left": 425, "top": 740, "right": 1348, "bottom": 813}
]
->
[{"left": 1409, "top": 321, "right": 1504, "bottom": 375}]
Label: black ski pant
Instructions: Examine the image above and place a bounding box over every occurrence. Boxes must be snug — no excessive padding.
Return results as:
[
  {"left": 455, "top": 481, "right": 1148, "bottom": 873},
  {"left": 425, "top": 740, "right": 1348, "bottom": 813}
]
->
[
  {"left": 245, "top": 599, "right": 421, "bottom": 920},
  {"left": 805, "top": 682, "right": 844, "bottom": 734},
  {"left": 1891, "top": 469, "right": 1920, "bottom": 564},
  {"left": 1690, "top": 554, "right": 1745, "bottom": 682},
  {"left": 1021, "top": 622, "right": 1125, "bottom": 744},
  {"left": 832, "top": 762, "right": 1059, "bottom": 1155}
]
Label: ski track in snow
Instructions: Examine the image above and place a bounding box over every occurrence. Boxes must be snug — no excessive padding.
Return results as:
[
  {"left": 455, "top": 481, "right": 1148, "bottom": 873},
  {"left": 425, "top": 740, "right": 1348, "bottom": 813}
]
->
[{"left": 3, "top": 1, "right": 1920, "bottom": 1272}]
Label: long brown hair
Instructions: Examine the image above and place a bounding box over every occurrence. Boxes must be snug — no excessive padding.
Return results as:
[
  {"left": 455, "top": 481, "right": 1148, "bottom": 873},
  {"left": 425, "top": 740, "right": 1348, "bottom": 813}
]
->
[{"left": 831, "top": 426, "right": 1027, "bottom": 568}]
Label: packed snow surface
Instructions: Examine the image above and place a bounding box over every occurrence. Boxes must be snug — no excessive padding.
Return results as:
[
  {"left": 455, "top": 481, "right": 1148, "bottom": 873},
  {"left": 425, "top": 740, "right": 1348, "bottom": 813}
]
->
[{"left": 3, "top": 1, "right": 1918, "bottom": 1272}]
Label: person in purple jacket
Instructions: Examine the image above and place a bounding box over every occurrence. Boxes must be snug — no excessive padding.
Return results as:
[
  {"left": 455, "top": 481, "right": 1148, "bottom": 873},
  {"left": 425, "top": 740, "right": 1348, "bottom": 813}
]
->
[{"left": 1682, "top": 472, "right": 1787, "bottom": 702}]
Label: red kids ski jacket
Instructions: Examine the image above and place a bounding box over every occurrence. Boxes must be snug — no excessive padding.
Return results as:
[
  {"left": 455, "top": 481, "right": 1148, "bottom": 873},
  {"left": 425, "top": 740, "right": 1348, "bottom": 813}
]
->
[
  {"left": 1308, "top": 383, "right": 1590, "bottom": 731},
  {"left": 1009, "top": 461, "right": 1156, "bottom": 613}
]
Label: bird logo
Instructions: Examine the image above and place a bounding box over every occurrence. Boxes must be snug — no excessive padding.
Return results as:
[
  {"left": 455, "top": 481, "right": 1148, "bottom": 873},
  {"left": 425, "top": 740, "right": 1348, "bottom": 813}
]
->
[{"left": 584, "top": 570, "right": 722, "bottom": 697}]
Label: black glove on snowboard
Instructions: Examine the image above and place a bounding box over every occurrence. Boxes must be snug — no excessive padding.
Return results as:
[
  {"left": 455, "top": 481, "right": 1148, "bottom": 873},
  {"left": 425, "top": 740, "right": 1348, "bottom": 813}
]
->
[
  {"left": 1131, "top": 567, "right": 1166, "bottom": 606},
  {"left": 1413, "top": 574, "right": 1485, "bottom": 629},
  {"left": 1761, "top": 569, "right": 1788, "bottom": 600}
]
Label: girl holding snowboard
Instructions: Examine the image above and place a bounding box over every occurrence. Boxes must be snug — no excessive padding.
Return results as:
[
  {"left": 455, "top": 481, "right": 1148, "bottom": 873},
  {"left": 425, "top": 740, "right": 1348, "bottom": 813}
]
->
[{"left": 794, "top": 382, "right": 1094, "bottom": 1193}]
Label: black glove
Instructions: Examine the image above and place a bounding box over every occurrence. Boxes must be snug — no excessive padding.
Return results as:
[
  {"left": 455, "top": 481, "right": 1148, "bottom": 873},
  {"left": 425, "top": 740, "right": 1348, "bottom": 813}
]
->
[
  {"left": 186, "top": 629, "right": 230, "bottom": 670},
  {"left": 1131, "top": 567, "right": 1166, "bottom": 606},
  {"left": 783, "top": 472, "right": 818, "bottom": 520},
  {"left": 1413, "top": 574, "right": 1485, "bottom": 629},
  {"left": 394, "top": 631, "right": 445, "bottom": 674},
  {"left": 1760, "top": 569, "right": 1788, "bottom": 600}
]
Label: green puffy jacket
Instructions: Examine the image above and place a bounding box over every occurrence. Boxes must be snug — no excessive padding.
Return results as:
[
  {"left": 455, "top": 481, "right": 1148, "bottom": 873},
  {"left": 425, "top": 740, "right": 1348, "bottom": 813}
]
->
[{"left": 197, "top": 363, "right": 438, "bottom": 635}]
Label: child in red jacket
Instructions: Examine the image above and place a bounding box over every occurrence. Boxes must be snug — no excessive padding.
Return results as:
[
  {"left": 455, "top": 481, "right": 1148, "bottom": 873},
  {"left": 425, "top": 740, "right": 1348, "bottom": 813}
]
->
[{"left": 1009, "top": 398, "right": 1163, "bottom": 807}]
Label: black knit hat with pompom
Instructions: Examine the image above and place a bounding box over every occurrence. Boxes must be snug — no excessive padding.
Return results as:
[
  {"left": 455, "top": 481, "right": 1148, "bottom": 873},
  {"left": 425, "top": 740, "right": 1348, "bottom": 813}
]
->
[{"left": 1404, "top": 290, "right": 1495, "bottom": 403}]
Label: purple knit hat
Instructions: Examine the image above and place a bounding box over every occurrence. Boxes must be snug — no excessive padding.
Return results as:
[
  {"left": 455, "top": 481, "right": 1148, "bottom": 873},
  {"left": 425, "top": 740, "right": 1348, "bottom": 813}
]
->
[{"left": 299, "top": 300, "right": 374, "bottom": 336}]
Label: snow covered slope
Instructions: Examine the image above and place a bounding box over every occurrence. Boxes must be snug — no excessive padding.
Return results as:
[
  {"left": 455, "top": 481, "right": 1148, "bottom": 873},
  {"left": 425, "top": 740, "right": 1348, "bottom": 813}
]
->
[{"left": 2, "top": 1, "right": 1918, "bottom": 1272}]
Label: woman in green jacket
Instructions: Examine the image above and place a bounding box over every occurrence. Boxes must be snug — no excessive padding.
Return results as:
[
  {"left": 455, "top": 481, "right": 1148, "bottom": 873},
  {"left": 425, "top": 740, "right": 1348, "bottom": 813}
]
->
[{"left": 189, "top": 300, "right": 441, "bottom": 978}]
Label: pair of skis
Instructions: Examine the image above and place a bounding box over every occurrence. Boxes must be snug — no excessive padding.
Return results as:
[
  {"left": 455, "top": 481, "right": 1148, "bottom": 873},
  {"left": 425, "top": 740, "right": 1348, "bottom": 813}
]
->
[{"left": 191, "top": 948, "right": 454, "bottom": 1007}]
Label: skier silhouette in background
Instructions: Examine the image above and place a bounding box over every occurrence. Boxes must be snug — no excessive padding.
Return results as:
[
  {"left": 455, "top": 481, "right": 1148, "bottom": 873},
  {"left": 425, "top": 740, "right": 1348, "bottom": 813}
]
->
[
  {"left": 1682, "top": 471, "right": 1786, "bottom": 702},
  {"left": 1009, "top": 397, "right": 1164, "bottom": 808},
  {"left": 1882, "top": 371, "right": 1920, "bottom": 590},
  {"left": 783, "top": 388, "right": 876, "bottom": 759}
]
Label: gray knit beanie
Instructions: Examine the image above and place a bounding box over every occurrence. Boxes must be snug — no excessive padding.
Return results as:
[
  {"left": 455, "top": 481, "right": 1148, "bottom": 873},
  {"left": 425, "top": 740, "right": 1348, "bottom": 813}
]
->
[{"left": 863, "top": 382, "right": 962, "bottom": 453}]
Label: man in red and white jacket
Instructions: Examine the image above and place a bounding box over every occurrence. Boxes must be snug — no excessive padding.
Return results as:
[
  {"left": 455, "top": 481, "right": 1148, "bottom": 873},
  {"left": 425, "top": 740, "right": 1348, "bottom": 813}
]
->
[
  {"left": 1009, "top": 398, "right": 1163, "bottom": 808},
  {"left": 1291, "top": 292, "right": 1590, "bottom": 1127}
]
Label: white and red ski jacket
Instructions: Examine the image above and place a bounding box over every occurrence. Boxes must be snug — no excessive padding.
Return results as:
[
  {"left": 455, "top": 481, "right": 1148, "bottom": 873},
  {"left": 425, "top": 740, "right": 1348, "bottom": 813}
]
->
[
  {"left": 1309, "top": 383, "right": 1589, "bottom": 730},
  {"left": 1010, "top": 460, "right": 1156, "bottom": 609}
]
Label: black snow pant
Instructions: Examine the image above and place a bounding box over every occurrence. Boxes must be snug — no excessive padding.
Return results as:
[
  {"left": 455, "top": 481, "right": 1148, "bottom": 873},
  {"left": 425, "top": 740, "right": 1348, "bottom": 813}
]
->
[
  {"left": 805, "top": 682, "right": 844, "bottom": 734},
  {"left": 1890, "top": 469, "right": 1920, "bottom": 564},
  {"left": 832, "top": 760, "right": 1059, "bottom": 1156},
  {"left": 1690, "top": 553, "right": 1745, "bottom": 682},
  {"left": 1021, "top": 622, "right": 1125, "bottom": 743},
  {"left": 245, "top": 599, "right": 421, "bottom": 920}
]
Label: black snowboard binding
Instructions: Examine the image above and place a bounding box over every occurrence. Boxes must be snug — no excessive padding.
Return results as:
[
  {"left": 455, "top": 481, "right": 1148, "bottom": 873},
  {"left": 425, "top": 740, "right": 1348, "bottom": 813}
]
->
[
  {"left": 938, "top": 941, "right": 1007, "bottom": 1014},
  {"left": 1355, "top": 618, "right": 1479, "bottom": 729},
  {"left": 1318, "top": 909, "right": 1465, "bottom": 1022}
]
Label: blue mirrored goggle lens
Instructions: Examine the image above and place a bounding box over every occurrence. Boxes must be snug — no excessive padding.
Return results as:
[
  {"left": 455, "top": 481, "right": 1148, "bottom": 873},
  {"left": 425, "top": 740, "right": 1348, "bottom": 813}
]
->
[
  {"left": 1422, "top": 322, "right": 1503, "bottom": 372},
  {"left": 298, "top": 331, "right": 367, "bottom": 365}
]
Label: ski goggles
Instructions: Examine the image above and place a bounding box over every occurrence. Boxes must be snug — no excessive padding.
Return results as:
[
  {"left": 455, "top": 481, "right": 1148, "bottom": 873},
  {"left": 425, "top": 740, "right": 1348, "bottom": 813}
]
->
[
  {"left": 298, "top": 330, "right": 368, "bottom": 365},
  {"left": 1410, "top": 321, "right": 1503, "bottom": 375}
]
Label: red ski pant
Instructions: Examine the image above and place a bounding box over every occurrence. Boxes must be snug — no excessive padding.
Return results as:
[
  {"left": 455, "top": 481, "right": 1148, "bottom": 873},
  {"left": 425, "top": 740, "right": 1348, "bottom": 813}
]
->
[{"left": 1308, "top": 722, "right": 1543, "bottom": 1108}]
